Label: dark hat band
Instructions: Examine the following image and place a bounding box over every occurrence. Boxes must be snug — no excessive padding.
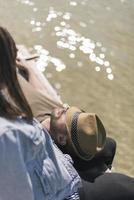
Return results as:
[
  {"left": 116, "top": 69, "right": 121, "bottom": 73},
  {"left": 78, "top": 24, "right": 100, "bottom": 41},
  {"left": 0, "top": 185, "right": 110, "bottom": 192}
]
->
[{"left": 71, "top": 112, "right": 93, "bottom": 160}]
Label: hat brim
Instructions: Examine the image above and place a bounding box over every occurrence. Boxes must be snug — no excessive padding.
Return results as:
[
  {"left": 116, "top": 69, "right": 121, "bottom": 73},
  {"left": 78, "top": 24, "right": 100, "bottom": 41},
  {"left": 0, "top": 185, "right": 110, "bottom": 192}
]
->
[{"left": 65, "top": 107, "right": 95, "bottom": 160}]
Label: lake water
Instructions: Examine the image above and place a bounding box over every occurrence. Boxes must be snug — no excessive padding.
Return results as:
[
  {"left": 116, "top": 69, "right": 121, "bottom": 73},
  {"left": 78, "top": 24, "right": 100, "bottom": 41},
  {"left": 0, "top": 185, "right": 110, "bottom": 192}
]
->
[{"left": 0, "top": 0, "right": 134, "bottom": 176}]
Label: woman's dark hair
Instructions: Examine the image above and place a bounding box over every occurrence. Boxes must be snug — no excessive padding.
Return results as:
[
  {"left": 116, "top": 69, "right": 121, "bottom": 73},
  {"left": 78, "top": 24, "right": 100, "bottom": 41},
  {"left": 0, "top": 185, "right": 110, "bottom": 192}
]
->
[{"left": 0, "top": 27, "right": 33, "bottom": 120}]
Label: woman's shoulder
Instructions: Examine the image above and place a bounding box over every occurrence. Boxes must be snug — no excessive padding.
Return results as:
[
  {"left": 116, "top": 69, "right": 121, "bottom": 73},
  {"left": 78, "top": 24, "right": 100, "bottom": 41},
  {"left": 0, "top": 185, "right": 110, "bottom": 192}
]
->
[
  {"left": 0, "top": 117, "right": 17, "bottom": 136},
  {"left": 0, "top": 116, "right": 47, "bottom": 148},
  {"left": 0, "top": 117, "right": 42, "bottom": 137}
]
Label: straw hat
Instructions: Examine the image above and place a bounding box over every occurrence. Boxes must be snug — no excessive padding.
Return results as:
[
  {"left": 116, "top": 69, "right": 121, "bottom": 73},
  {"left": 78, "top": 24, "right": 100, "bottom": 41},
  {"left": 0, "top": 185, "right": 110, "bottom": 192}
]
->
[{"left": 65, "top": 107, "right": 106, "bottom": 161}]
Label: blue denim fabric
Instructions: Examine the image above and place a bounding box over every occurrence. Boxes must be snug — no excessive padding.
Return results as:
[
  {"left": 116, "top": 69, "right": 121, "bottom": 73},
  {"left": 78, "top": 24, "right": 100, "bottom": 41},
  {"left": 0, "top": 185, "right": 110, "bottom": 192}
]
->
[{"left": 0, "top": 117, "right": 81, "bottom": 200}]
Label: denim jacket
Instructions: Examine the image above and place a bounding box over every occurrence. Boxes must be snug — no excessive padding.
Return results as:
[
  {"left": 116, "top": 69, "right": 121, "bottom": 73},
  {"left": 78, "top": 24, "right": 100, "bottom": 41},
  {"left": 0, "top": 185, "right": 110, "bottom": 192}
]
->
[{"left": 0, "top": 117, "right": 81, "bottom": 200}]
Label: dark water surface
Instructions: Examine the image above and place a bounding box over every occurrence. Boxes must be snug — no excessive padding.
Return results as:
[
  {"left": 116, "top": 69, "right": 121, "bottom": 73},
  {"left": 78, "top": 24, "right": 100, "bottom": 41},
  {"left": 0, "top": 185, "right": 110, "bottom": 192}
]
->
[{"left": 0, "top": 0, "right": 134, "bottom": 176}]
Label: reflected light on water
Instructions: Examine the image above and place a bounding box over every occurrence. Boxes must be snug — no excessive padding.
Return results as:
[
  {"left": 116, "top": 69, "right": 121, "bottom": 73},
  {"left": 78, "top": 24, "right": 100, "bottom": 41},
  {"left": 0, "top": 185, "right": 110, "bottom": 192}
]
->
[
  {"left": 79, "top": 46, "right": 93, "bottom": 54},
  {"left": 89, "top": 53, "right": 96, "bottom": 62},
  {"left": 63, "top": 13, "right": 72, "bottom": 20},
  {"left": 50, "top": 58, "right": 66, "bottom": 72},
  {"left": 30, "top": 20, "right": 35, "bottom": 25},
  {"left": 54, "top": 83, "right": 61, "bottom": 90},
  {"left": 107, "top": 74, "right": 114, "bottom": 80},
  {"left": 89, "top": 19, "right": 95, "bottom": 24},
  {"left": 17, "top": 0, "right": 34, "bottom": 6},
  {"left": 77, "top": 61, "right": 83, "bottom": 67},
  {"left": 46, "top": 72, "right": 52, "bottom": 79},
  {"left": 17, "top": 0, "right": 114, "bottom": 80},
  {"left": 95, "top": 66, "right": 101, "bottom": 72},
  {"left": 33, "top": 7, "right": 38, "bottom": 12},
  {"left": 69, "top": 45, "right": 76, "bottom": 51},
  {"left": 70, "top": 1, "right": 78, "bottom": 6},
  {"left": 54, "top": 26, "right": 61, "bottom": 31},
  {"left": 79, "top": 22, "right": 87, "bottom": 28},
  {"left": 60, "top": 21, "right": 66, "bottom": 26},
  {"left": 69, "top": 53, "right": 75, "bottom": 58},
  {"left": 36, "top": 22, "right": 41, "bottom": 26},
  {"left": 101, "top": 47, "right": 107, "bottom": 52},
  {"left": 106, "top": 67, "right": 112, "bottom": 73},
  {"left": 45, "top": 7, "right": 61, "bottom": 22},
  {"left": 95, "top": 57, "right": 104, "bottom": 65},
  {"left": 55, "top": 65, "right": 66, "bottom": 72},
  {"left": 99, "top": 53, "right": 105, "bottom": 59},
  {"left": 120, "top": 0, "right": 126, "bottom": 3},
  {"left": 46, "top": 13, "right": 57, "bottom": 22},
  {"left": 30, "top": 18, "right": 46, "bottom": 32},
  {"left": 104, "top": 61, "right": 110, "bottom": 67},
  {"left": 32, "top": 27, "right": 42, "bottom": 32},
  {"left": 105, "top": 6, "right": 111, "bottom": 11},
  {"left": 96, "top": 42, "right": 102, "bottom": 47},
  {"left": 53, "top": 21, "right": 114, "bottom": 79},
  {"left": 33, "top": 45, "right": 66, "bottom": 72}
]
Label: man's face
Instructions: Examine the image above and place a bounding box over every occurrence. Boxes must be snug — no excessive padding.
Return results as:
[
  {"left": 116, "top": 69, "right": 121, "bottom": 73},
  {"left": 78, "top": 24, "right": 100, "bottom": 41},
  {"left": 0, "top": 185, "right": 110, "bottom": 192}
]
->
[{"left": 50, "top": 107, "right": 69, "bottom": 145}]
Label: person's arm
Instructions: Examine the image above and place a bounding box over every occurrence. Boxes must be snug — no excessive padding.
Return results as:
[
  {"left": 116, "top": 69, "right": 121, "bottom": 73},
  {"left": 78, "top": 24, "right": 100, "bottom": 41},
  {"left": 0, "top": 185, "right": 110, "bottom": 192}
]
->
[
  {"left": 0, "top": 130, "right": 34, "bottom": 200},
  {"left": 18, "top": 74, "right": 63, "bottom": 122}
]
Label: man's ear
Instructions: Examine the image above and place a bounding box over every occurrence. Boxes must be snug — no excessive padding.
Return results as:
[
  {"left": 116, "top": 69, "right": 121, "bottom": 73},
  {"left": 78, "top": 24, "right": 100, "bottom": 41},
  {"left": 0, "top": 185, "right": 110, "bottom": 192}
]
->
[
  {"left": 57, "top": 134, "right": 67, "bottom": 145},
  {"left": 41, "top": 118, "right": 50, "bottom": 131}
]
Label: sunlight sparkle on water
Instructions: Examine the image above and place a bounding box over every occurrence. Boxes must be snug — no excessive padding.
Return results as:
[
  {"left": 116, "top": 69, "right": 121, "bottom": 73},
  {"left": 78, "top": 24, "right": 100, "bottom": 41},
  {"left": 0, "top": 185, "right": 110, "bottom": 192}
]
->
[
  {"left": 54, "top": 26, "right": 61, "bottom": 31},
  {"left": 33, "top": 7, "right": 38, "bottom": 12},
  {"left": 17, "top": 0, "right": 114, "bottom": 80},
  {"left": 99, "top": 53, "right": 105, "bottom": 59},
  {"left": 70, "top": 1, "right": 78, "bottom": 6},
  {"left": 34, "top": 45, "right": 43, "bottom": 51},
  {"left": 69, "top": 53, "right": 75, "bottom": 58},
  {"left": 46, "top": 73, "right": 52, "bottom": 79},
  {"left": 104, "top": 61, "right": 110, "bottom": 67},
  {"left": 54, "top": 83, "right": 61, "bottom": 90},
  {"left": 101, "top": 47, "right": 107, "bottom": 52},
  {"left": 51, "top": 58, "right": 66, "bottom": 72},
  {"left": 32, "top": 45, "right": 66, "bottom": 72},
  {"left": 36, "top": 60, "right": 48, "bottom": 72},
  {"left": 56, "top": 65, "right": 66, "bottom": 72},
  {"left": 96, "top": 42, "right": 102, "bottom": 47},
  {"left": 56, "top": 32, "right": 64, "bottom": 37},
  {"left": 81, "top": 1, "right": 87, "bottom": 6},
  {"left": 30, "top": 19, "right": 46, "bottom": 32},
  {"left": 54, "top": 23, "right": 114, "bottom": 79},
  {"left": 68, "top": 36, "right": 77, "bottom": 45},
  {"left": 32, "top": 27, "right": 42, "bottom": 32},
  {"left": 57, "top": 41, "right": 70, "bottom": 49},
  {"left": 106, "top": 6, "right": 111, "bottom": 11},
  {"left": 69, "top": 45, "right": 76, "bottom": 51},
  {"left": 77, "top": 61, "right": 83, "bottom": 67},
  {"left": 79, "top": 46, "right": 93, "bottom": 54},
  {"left": 89, "top": 53, "right": 96, "bottom": 62},
  {"left": 89, "top": 19, "right": 95, "bottom": 24},
  {"left": 82, "top": 40, "right": 95, "bottom": 49},
  {"left": 60, "top": 21, "right": 66, "bottom": 26},
  {"left": 30, "top": 20, "right": 35, "bottom": 25},
  {"left": 36, "top": 22, "right": 41, "bottom": 26},
  {"left": 18, "top": 0, "right": 34, "bottom": 6},
  {"left": 63, "top": 13, "right": 72, "bottom": 20},
  {"left": 107, "top": 74, "right": 114, "bottom": 80},
  {"left": 106, "top": 68, "right": 112, "bottom": 73},
  {"left": 95, "top": 57, "right": 104, "bottom": 65},
  {"left": 95, "top": 66, "right": 101, "bottom": 72},
  {"left": 46, "top": 9, "right": 59, "bottom": 22},
  {"left": 79, "top": 22, "right": 87, "bottom": 28}
]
